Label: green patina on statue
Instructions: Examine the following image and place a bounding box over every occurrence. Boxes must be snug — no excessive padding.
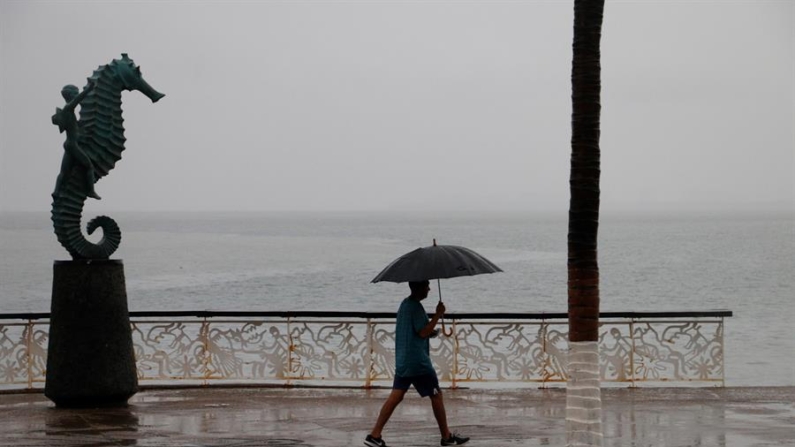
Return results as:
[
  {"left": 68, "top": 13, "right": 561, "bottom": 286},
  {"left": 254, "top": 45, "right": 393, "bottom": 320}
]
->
[{"left": 51, "top": 54, "right": 164, "bottom": 260}]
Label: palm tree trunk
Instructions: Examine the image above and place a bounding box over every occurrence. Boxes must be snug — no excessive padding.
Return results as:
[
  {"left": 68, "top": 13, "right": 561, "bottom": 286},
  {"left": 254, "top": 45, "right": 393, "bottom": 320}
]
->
[{"left": 567, "top": 0, "right": 605, "bottom": 446}]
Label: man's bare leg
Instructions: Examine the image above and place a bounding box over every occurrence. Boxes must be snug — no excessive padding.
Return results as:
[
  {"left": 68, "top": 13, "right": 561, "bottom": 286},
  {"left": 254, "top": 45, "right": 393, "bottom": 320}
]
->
[
  {"left": 370, "top": 389, "right": 407, "bottom": 439},
  {"left": 430, "top": 392, "right": 452, "bottom": 439}
]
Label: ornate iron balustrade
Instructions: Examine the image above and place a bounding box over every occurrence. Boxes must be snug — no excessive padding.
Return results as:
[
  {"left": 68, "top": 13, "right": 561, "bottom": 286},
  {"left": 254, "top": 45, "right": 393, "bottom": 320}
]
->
[{"left": 0, "top": 310, "right": 731, "bottom": 391}]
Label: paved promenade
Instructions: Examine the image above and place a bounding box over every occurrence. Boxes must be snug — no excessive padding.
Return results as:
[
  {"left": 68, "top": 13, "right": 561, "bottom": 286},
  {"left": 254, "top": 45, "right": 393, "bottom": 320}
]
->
[{"left": 0, "top": 386, "right": 793, "bottom": 446}]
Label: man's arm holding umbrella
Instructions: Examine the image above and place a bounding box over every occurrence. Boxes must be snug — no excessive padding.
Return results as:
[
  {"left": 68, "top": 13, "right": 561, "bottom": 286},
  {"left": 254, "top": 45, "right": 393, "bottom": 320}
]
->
[{"left": 417, "top": 301, "right": 446, "bottom": 339}]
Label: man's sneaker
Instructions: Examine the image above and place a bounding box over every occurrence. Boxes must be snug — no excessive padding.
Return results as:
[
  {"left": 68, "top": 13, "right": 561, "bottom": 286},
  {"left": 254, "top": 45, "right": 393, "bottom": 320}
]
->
[
  {"left": 441, "top": 433, "right": 470, "bottom": 445},
  {"left": 364, "top": 434, "right": 388, "bottom": 447}
]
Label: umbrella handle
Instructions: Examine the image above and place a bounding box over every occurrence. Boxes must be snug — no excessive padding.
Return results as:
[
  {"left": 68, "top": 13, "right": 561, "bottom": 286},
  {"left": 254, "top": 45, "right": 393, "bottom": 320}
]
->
[
  {"left": 436, "top": 279, "right": 453, "bottom": 336},
  {"left": 441, "top": 317, "right": 454, "bottom": 337}
]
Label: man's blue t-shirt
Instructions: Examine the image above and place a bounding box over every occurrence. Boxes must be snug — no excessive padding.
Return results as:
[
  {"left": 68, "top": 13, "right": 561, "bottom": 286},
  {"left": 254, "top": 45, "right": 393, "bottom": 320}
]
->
[{"left": 394, "top": 297, "right": 435, "bottom": 377}]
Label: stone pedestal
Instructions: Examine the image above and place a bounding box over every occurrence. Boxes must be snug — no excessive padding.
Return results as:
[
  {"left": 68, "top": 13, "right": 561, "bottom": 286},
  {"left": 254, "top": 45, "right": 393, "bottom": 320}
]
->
[{"left": 45, "top": 259, "right": 138, "bottom": 407}]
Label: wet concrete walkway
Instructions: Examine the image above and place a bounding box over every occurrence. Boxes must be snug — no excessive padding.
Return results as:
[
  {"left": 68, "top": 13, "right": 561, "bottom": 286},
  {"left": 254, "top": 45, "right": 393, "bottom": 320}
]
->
[{"left": 0, "top": 387, "right": 793, "bottom": 446}]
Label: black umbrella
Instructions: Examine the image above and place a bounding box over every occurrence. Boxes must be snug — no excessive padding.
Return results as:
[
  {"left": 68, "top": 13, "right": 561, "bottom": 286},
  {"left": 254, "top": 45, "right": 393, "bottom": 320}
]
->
[{"left": 372, "top": 239, "right": 503, "bottom": 335}]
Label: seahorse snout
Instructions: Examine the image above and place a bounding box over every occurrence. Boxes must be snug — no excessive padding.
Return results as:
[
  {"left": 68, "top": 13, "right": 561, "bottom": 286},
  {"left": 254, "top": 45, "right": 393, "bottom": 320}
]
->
[{"left": 137, "top": 77, "right": 165, "bottom": 103}]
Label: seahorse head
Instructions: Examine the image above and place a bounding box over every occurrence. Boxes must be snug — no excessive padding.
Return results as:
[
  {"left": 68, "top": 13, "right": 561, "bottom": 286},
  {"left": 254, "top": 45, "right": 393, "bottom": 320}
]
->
[{"left": 110, "top": 53, "right": 165, "bottom": 103}]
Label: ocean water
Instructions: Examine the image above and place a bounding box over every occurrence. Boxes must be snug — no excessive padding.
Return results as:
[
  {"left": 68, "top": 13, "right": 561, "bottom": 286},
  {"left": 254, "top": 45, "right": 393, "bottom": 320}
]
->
[{"left": 1, "top": 210, "right": 793, "bottom": 386}]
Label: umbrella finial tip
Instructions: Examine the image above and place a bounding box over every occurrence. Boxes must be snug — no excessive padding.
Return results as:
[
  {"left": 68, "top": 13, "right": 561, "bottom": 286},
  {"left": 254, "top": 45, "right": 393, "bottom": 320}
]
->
[{"left": 433, "top": 238, "right": 437, "bottom": 246}]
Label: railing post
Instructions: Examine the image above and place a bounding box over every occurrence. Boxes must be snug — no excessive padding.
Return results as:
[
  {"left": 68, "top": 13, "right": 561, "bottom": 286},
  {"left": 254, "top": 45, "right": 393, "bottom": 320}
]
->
[
  {"left": 629, "top": 319, "right": 636, "bottom": 387},
  {"left": 26, "top": 319, "right": 33, "bottom": 390},
  {"left": 451, "top": 319, "right": 458, "bottom": 389},
  {"left": 201, "top": 317, "right": 210, "bottom": 385},
  {"left": 720, "top": 317, "right": 725, "bottom": 387},
  {"left": 286, "top": 316, "right": 293, "bottom": 386},
  {"left": 541, "top": 321, "right": 547, "bottom": 389},
  {"left": 365, "top": 318, "right": 373, "bottom": 389}
]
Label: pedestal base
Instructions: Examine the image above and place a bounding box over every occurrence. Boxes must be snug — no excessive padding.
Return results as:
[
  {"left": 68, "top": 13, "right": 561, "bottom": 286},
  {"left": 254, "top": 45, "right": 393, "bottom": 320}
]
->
[{"left": 45, "top": 259, "right": 138, "bottom": 407}]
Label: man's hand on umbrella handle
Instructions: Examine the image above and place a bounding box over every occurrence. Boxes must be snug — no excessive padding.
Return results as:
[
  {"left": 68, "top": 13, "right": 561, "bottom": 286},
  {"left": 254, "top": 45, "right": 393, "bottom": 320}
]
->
[{"left": 435, "top": 301, "right": 446, "bottom": 315}]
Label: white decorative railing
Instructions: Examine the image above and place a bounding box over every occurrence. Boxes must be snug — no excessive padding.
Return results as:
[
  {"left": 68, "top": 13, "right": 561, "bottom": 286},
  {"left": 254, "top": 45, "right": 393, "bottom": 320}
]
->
[{"left": 0, "top": 311, "right": 730, "bottom": 391}]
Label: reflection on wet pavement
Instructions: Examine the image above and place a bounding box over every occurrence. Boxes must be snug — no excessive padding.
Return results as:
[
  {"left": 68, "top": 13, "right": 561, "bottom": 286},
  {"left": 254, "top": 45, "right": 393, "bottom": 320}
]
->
[{"left": 0, "top": 387, "right": 792, "bottom": 446}]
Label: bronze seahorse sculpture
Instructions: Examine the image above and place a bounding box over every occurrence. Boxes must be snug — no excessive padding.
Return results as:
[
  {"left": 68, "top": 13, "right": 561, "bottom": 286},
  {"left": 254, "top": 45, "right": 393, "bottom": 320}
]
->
[{"left": 51, "top": 54, "right": 164, "bottom": 260}]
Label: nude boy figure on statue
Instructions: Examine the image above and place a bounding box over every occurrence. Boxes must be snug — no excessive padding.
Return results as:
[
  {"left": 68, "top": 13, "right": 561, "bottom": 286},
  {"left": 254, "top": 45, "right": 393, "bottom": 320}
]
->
[{"left": 52, "top": 80, "right": 101, "bottom": 200}]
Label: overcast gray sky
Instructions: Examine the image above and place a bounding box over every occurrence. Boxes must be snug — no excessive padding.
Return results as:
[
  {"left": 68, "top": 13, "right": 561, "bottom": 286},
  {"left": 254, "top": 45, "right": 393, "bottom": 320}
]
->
[{"left": 1, "top": 0, "right": 792, "bottom": 213}]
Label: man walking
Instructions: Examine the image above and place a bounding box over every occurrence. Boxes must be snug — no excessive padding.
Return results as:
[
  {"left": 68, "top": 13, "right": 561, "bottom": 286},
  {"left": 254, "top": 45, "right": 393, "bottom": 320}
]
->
[{"left": 364, "top": 280, "right": 469, "bottom": 447}]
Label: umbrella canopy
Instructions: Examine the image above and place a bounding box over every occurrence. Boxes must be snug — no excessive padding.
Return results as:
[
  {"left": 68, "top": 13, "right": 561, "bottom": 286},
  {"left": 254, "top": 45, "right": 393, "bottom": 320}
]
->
[
  {"left": 371, "top": 240, "right": 503, "bottom": 283},
  {"left": 372, "top": 240, "right": 502, "bottom": 337}
]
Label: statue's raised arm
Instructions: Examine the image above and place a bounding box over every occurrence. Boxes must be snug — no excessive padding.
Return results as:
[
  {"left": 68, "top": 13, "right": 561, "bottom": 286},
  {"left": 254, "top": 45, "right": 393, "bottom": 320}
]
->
[
  {"left": 63, "top": 79, "right": 94, "bottom": 113},
  {"left": 50, "top": 54, "right": 164, "bottom": 260}
]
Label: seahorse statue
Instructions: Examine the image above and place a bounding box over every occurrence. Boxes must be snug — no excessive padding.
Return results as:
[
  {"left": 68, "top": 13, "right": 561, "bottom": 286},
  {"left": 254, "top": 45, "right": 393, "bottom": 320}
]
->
[{"left": 51, "top": 54, "right": 164, "bottom": 260}]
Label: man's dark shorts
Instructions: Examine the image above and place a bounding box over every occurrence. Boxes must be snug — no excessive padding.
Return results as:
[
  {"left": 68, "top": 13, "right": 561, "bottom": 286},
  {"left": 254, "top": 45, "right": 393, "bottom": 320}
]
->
[{"left": 393, "top": 373, "right": 441, "bottom": 397}]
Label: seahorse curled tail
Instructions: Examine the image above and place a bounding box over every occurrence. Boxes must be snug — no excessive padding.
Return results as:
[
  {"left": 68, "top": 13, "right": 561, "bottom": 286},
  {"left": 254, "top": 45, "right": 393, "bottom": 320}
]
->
[{"left": 51, "top": 187, "right": 121, "bottom": 260}]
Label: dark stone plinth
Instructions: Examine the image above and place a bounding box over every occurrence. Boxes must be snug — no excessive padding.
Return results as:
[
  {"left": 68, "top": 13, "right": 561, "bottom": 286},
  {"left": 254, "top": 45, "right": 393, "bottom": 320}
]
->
[{"left": 45, "top": 259, "right": 138, "bottom": 407}]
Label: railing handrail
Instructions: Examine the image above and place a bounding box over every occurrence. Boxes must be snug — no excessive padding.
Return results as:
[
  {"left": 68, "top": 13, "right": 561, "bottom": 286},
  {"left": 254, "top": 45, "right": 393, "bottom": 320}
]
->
[{"left": 0, "top": 309, "right": 733, "bottom": 321}]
